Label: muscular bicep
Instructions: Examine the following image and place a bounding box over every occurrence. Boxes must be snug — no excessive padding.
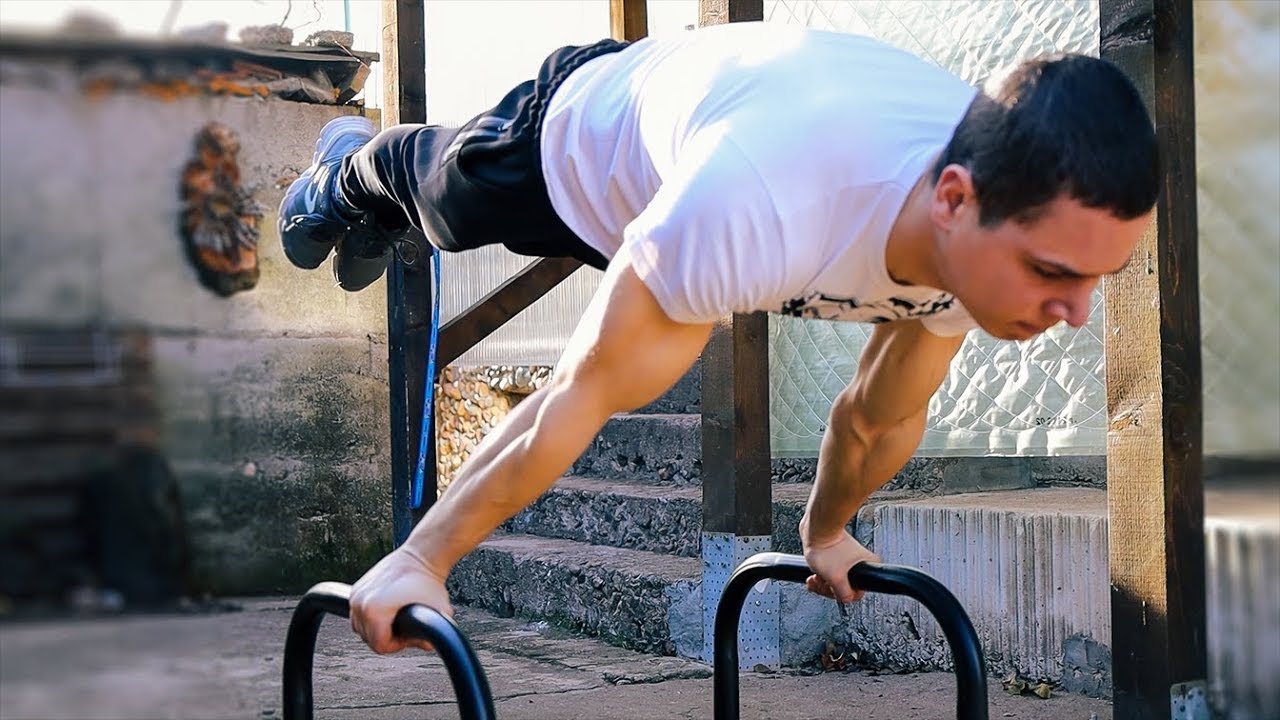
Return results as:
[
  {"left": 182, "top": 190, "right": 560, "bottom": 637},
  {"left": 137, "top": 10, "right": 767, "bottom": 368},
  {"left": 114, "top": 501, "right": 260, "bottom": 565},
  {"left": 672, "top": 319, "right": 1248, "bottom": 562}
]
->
[
  {"left": 836, "top": 320, "right": 965, "bottom": 434},
  {"left": 555, "top": 256, "right": 713, "bottom": 419}
]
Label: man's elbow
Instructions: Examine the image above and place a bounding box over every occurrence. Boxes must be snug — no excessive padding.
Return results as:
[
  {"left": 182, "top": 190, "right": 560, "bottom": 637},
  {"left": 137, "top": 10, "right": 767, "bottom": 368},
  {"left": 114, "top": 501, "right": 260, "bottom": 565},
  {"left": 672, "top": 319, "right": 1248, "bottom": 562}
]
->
[{"left": 828, "top": 388, "right": 920, "bottom": 443}]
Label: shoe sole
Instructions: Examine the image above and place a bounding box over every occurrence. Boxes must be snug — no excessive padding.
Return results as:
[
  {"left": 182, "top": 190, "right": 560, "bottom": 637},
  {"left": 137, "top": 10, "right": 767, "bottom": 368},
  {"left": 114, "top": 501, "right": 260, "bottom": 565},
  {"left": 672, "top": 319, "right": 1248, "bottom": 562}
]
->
[
  {"left": 333, "top": 239, "right": 394, "bottom": 292},
  {"left": 279, "top": 115, "right": 377, "bottom": 270}
]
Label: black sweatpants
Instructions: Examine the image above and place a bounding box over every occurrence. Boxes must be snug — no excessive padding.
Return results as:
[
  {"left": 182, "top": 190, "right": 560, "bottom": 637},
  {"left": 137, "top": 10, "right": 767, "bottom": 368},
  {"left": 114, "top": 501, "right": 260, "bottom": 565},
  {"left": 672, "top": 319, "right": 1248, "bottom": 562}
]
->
[{"left": 336, "top": 39, "right": 629, "bottom": 271}]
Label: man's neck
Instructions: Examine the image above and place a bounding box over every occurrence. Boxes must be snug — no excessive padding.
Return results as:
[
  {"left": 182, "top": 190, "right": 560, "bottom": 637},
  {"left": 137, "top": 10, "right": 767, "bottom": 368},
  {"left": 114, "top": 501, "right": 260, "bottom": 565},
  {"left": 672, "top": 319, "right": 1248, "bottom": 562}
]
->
[{"left": 885, "top": 170, "right": 946, "bottom": 291}]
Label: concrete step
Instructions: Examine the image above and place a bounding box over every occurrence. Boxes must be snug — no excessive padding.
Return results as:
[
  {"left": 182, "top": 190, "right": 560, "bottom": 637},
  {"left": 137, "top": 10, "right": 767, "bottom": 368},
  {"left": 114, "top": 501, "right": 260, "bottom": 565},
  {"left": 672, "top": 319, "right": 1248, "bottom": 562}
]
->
[
  {"left": 568, "top": 411, "right": 1065, "bottom": 492},
  {"left": 449, "top": 532, "right": 702, "bottom": 657},
  {"left": 504, "top": 477, "right": 857, "bottom": 558},
  {"left": 472, "top": 482, "right": 1276, "bottom": 718},
  {"left": 817, "top": 484, "right": 1279, "bottom": 716},
  {"left": 570, "top": 414, "right": 701, "bottom": 485}
]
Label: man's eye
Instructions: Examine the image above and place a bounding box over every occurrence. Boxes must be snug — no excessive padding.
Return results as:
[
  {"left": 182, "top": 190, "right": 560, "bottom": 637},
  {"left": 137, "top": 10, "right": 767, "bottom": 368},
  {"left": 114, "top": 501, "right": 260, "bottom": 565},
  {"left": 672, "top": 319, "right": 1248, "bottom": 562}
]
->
[{"left": 1032, "top": 265, "right": 1060, "bottom": 279}]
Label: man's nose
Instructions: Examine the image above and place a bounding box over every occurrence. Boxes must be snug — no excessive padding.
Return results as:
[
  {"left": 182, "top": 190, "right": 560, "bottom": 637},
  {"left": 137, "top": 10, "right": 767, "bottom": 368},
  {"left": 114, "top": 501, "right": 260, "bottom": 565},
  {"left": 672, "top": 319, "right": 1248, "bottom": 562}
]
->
[{"left": 1046, "top": 285, "right": 1094, "bottom": 328}]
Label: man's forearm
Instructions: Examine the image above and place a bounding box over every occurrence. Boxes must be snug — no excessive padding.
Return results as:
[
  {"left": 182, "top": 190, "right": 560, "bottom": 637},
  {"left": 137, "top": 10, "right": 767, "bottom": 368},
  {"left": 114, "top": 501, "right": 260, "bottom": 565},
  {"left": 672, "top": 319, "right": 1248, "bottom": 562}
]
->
[
  {"left": 402, "top": 382, "right": 609, "bottom": 576},
  {"left": 801, "top": 410, "right": 926, "bottom": 543}
]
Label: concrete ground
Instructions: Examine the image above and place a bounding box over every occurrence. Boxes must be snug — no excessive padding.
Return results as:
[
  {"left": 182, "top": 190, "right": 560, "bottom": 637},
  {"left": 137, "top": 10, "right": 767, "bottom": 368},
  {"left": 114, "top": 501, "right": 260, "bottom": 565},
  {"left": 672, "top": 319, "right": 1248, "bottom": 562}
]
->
[{"left": 0, "top": 598, "right": 1112, "bottom": 720}]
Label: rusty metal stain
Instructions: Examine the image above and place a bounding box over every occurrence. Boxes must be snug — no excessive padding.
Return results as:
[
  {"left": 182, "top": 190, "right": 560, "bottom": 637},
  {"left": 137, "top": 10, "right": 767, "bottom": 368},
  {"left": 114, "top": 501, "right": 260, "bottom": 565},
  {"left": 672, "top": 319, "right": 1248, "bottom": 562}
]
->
[{"left": 179, "top": 122, "right": 264, "bottom": 297}]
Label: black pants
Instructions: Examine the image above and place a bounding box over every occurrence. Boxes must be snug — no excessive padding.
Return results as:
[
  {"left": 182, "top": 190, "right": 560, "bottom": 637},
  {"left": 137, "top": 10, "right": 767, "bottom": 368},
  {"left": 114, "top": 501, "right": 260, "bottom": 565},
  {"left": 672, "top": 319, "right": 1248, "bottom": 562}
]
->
[{"left": 337, "top": 39, "right": 629, "bottom": 271}]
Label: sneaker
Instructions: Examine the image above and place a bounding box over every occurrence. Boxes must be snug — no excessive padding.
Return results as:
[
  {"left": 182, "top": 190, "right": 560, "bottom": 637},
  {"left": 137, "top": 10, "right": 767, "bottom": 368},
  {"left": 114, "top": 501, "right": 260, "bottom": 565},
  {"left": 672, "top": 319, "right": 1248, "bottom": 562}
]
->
[
  {"left": 278, "top": 116, "right": 377, "bottom": 270},
  {"left": 332, "top": 216, "right": 398, "bottom": 291}
]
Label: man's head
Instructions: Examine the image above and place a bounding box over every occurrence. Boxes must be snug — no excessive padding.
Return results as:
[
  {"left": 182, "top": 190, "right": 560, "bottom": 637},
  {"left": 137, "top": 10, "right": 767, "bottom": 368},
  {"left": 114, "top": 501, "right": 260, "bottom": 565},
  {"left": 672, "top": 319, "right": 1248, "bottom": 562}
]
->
[{"left": 928, "top": 54, "right": 1159, "bottom": 340}]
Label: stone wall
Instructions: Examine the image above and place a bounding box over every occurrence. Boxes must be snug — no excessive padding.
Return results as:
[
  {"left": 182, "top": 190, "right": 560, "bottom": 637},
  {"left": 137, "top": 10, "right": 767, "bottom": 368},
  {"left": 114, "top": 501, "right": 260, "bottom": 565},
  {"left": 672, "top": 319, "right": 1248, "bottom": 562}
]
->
[
  {"left": 0, "top": 56, "right": 390, "bottom": 595},
  {"left": 435, "top": 365, "right": 550, "bottom": 493}
]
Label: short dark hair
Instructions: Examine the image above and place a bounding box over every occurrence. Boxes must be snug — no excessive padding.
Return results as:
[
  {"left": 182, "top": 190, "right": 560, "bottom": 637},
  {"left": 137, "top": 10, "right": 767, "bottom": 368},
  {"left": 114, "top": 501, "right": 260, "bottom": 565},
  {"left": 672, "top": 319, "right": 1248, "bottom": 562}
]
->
[{"left": 933, "top": 54, "right": 1159, "bottom": 227}]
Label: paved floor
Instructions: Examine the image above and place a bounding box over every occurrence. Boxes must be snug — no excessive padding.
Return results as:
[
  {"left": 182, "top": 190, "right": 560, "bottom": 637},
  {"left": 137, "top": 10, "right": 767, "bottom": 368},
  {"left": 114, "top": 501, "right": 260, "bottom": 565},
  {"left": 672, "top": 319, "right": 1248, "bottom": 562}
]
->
[{"left": 0, "top": 598, "right": 1113, "bottom": 720}]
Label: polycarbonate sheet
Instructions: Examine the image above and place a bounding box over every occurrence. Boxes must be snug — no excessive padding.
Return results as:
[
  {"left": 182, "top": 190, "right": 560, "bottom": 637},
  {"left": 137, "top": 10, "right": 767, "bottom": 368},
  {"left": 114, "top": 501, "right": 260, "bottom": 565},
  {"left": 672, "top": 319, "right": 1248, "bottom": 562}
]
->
[
  {"left": 423, "top": 1, "right": 610, "bottom": 367},
  {"left": 1193, "top": 0, "right": 1280, "bottom": 456},
  {"left": 763, "top": 0, "right": 1104, "bottom": 456}
]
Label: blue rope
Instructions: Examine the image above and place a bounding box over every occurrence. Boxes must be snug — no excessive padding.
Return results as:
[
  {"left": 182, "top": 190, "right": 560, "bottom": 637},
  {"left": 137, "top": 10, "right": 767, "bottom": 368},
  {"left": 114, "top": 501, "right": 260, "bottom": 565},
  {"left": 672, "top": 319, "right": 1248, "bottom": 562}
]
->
[{"left": 411, "top": 245, "right": 442, "bottom": 510}]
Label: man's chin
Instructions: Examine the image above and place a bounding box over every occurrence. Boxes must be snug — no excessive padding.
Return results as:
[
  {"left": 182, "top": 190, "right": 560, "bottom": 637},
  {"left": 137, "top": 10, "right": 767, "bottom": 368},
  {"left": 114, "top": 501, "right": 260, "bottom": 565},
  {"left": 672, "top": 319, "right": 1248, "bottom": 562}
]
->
[{"left": 979, "top": 320, "right": 1038, "bottom": 341}]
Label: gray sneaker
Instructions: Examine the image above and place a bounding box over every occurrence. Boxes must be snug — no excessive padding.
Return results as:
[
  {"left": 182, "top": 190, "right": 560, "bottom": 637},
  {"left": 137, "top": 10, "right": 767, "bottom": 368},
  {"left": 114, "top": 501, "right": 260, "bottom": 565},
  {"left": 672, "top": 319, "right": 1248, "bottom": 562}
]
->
[{"left": 332, "top": 216, "right": 397, "bottom": 292}]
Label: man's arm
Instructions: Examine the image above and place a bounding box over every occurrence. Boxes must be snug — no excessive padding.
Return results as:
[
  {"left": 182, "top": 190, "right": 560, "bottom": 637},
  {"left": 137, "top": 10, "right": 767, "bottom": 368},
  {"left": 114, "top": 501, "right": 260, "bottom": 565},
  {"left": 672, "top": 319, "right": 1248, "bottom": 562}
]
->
[
  {"left": 350, "top": 257, "right": 713, "bottom": 654},
  {"left": 800, "top": 320, "right": 965, "bottom": 601}
]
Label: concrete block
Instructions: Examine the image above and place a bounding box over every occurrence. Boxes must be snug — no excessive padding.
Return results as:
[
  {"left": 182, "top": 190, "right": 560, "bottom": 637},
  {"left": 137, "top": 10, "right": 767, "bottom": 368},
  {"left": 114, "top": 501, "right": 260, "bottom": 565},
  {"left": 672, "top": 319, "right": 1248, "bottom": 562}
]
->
[
  {"left": 779, "top": 584, "right": 841, "bottom": 666},
  {"left": 0, "top": 83, "right": 103, "bottom": 326},
  {"left": 0, "top": 64, "right": 387, "bottom": 337},
  {"left": 152, "top": 334, "right": 390, "bottom": 593},
  {"left": 846, "top": 489, "right": 1111, "bottom": 679}
]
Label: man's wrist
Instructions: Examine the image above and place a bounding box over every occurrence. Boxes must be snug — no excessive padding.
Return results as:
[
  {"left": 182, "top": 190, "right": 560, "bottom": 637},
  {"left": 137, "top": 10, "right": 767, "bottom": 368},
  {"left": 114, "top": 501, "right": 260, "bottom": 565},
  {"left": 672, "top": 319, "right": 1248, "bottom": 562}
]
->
[
  {"left": 799, "top": 513, "right": 846, "bottom": 549},
  {"left": 399, "top": 533, "right": 453, "bottom": 581}
]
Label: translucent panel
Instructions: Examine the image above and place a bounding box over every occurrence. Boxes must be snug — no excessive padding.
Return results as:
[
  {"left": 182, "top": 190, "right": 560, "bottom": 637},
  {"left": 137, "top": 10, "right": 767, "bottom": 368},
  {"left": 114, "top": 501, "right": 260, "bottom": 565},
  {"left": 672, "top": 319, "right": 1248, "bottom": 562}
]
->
[
  {"left": 422, "top": 0, "right": 611, "bottom": 367},
  {"left": 1193, "top": 1, "right": 1280, "bottom": 456},
  {"left": 763, "top": 0, "right": 1102, "bottom": 456}
]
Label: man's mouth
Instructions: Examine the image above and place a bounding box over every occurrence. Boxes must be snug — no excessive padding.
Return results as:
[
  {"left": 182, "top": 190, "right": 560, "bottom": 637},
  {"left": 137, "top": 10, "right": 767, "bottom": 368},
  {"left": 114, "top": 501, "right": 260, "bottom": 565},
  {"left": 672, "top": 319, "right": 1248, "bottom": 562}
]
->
[{"left": 1014, "top": 321, "right": 1043, "bottom": 338}]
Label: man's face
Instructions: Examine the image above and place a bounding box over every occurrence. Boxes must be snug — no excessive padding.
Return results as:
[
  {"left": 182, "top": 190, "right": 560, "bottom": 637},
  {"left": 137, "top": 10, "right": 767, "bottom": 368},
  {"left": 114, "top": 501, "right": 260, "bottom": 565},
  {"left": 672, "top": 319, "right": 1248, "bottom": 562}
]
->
[{"left": 932, "top": 170, "right": 1153, "bottom": 341}]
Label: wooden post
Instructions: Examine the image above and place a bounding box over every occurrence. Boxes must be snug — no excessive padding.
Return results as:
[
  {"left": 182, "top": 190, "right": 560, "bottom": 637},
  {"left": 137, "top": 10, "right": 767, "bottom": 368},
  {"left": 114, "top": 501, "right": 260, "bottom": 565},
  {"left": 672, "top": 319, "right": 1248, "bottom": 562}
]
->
[
  {"left": 700, "top": 314, "right": 771, "bottom": 537},
  {"left": 382, "top": 0, "right": 431, "bottom": 545},
  {"left": 695, "top": 0, "right": 775, "bottom": 668},
  {"left": 610, "top": 0, "right": 648, "bottom": 42},
  {"left": 696, "top": 0, "right": 770, "bottom": 548},
  {"left": 1099, "top": 1, "right": 1207, "bottom": 717},
  {"left": 698, "top": 0, "right": 763, "bottom": 26}
]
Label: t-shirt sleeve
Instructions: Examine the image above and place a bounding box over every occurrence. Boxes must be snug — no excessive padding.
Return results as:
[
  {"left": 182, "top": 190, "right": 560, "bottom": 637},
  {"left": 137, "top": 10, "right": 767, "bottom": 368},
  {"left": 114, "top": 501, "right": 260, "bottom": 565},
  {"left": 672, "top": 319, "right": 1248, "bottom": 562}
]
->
[{"left": 617, "top": 136, "right": 805, "bottom": 325}]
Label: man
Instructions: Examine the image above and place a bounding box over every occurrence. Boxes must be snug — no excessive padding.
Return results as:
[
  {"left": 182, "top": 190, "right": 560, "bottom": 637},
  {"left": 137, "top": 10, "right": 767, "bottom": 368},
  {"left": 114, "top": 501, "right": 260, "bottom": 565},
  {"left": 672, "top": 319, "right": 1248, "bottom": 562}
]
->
[{"left": 279, "top": 22, "right": 1157, "bottom": 655}]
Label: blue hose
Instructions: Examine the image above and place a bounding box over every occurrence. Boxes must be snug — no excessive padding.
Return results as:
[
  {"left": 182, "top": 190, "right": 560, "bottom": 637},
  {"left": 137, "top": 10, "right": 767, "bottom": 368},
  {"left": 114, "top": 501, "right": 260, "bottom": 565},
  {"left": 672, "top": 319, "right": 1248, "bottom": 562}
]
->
[{"left": 411, "top": 245, "right": 441, "bottom": 510}]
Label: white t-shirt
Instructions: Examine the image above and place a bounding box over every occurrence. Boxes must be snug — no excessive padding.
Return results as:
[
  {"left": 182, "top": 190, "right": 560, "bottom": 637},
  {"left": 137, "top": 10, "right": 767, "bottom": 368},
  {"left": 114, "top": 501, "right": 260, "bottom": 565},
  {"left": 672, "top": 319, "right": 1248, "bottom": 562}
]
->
[{"left": 540, "top": 22, "right": 979, "bottom": 336}]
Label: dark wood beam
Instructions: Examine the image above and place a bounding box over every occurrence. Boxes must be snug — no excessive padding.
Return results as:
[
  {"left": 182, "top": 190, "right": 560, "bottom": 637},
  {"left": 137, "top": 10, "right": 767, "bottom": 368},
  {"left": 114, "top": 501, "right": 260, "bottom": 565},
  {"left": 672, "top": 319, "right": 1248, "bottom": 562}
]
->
[
  {"left": 610, "top": 0, "right": 648, "bottom": 42},
  {"left": 700, "top": 313, "right": 771, "bottom": 535},
  {"left": 435, "top": 257, "right": 584, "bottom": 369},
  {"left": 698, "top": 0, "right": 764, "bottom": 26},
  {"left": 382, "top": 0, "right": 431, "bottom": 542},
  {"left": 697, "top": 0, "right": 769, "bottom": 537},
  {"left": 1099, "top": 1, "right": 1207, "bottom": 717}
]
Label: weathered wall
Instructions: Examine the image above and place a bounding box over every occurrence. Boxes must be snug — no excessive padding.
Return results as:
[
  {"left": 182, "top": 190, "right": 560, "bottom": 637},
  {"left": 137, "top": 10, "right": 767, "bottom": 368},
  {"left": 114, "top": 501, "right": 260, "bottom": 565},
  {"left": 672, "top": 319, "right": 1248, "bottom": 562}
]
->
[{"left": 0, "top": 58, "right": 391, "bottom": 594}]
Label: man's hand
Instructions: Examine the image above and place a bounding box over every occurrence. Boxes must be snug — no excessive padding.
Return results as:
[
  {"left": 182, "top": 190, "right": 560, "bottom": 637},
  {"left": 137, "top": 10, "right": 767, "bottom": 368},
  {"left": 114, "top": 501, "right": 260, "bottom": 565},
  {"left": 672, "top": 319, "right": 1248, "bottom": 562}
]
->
[
  {"left": 349, "top": 546, "right": 452, "bottom": 654},
  {"left": 801, "top": 529, "right": 881, "bottom": 603}
]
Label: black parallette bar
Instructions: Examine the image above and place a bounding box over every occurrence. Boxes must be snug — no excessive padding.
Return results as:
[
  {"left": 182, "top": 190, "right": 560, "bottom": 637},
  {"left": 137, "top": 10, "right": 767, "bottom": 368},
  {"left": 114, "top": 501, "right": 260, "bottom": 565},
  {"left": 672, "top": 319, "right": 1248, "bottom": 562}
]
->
[
  {"left": 282, "top": 581, "right": 496, "bottom": 720},
  {"left": 713, "top": 553, "right": 988, "bottom": 720}
]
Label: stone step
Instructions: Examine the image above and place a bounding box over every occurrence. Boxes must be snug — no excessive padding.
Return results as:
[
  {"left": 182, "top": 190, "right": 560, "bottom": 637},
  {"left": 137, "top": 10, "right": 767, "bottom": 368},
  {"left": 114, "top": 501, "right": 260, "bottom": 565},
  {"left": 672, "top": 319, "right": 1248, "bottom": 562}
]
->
[
  {"left": 569, "top": 410, "right": 1072, "bottom": 491},
  {"left": 448, "top": 532, "right": 702, "bottom": 657},
  {"left": 570, "top": 414, "right": 701, "bottom": 485},
  {"left": 504, "top": 476, "right": 856, "bottom": 558}
]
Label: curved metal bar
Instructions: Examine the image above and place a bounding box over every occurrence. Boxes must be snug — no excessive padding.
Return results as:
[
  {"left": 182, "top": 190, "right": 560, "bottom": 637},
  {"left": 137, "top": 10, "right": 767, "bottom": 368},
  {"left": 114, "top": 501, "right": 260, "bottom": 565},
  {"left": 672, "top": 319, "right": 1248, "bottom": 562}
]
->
[
  {"left": 282, "top": 581, "right": 496, "bottom": 720},
  {"left": 713, "top": 552, "right": 988, "bottom": 720}
]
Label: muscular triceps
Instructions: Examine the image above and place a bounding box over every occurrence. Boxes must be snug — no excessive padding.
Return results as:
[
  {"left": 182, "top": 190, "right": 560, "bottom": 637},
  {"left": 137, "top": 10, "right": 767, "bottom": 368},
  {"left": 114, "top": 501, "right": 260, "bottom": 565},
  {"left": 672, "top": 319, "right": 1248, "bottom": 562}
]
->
[
  {"left": 803, "top": 321, "right": 965, "bottom": 543},
  {"left": 834, "top": 320, "right": 965, "bottom": 436},
  {"left": 553, "top": 257, "right": 714, "bottom": 420}
]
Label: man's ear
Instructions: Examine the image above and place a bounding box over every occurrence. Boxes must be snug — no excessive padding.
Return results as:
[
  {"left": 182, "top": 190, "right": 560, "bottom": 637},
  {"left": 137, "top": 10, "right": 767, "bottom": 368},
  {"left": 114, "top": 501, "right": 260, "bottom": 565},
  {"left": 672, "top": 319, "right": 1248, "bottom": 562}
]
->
[{"left": 930, "top": 164, "right": 974, "bottom": 228}]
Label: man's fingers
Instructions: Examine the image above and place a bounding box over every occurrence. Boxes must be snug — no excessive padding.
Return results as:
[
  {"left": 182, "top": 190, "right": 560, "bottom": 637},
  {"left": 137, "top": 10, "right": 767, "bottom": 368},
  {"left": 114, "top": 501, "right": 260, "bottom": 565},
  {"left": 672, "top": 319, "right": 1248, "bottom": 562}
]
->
[
  {"left": 821, "top": 573, "right": 858, "bottom": 603},
  {"left": 806, "top": 574, "right": 836, "bottom": 599}
]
